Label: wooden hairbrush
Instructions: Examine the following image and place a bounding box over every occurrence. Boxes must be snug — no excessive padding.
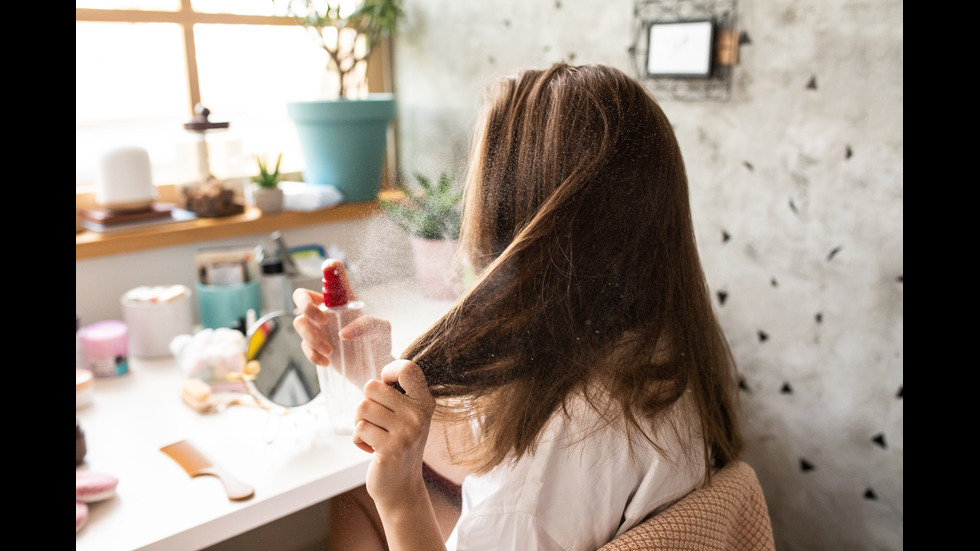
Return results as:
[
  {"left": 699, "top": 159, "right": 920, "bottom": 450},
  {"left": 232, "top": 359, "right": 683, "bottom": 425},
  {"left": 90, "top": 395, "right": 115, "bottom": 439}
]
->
[{"left": 160, "top": 439, "right": 254, "bottom": 501}]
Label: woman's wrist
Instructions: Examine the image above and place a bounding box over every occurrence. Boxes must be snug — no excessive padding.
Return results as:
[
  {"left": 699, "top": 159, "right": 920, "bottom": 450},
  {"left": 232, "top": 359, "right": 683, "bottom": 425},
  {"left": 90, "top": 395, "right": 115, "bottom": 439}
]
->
[
  {"left": 372, "top": 469, "right": 428, "bottom": 511},
  {"left": 375, "top": 479, "right": 447, "bottom": 551}
]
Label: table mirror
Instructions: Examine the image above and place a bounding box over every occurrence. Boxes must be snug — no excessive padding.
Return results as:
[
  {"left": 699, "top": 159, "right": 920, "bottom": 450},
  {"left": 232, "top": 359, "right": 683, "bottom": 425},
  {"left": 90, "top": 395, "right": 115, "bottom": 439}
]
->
[{"left": 244, "top": 310, "right": 320, "bottom": 411}]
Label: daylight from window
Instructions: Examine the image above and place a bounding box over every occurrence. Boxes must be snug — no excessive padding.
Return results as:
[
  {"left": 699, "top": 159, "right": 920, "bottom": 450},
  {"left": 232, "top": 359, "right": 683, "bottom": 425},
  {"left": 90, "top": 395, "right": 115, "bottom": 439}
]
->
[{"left": 76, "top": 2, "right": 327, "bottom": 191}]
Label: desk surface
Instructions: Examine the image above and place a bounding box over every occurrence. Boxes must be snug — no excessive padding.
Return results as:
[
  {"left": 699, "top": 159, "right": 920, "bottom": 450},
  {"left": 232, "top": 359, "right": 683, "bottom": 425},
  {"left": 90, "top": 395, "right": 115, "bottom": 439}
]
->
[{"left": 76, "top": 279, "right": 455, "bottom": 551}]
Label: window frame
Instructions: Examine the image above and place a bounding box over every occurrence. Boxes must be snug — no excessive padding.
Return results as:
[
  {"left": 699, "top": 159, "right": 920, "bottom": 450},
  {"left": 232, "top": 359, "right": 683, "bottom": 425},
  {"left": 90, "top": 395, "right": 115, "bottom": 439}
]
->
[
  {"left": 76, "top": 2, "right": 397, "bottom": 258},
  {"left": 76, "top": 4, "right": 300, "bottom": 120},
  {"left": 76, "top": 2, "right": 394, "bottom": 192}
]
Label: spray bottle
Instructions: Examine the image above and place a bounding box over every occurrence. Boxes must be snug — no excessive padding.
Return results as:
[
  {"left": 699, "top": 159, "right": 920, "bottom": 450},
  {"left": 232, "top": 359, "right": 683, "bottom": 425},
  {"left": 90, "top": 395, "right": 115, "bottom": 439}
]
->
[{"left": 317, "top": 261, "right": 376, "bottom": 434}]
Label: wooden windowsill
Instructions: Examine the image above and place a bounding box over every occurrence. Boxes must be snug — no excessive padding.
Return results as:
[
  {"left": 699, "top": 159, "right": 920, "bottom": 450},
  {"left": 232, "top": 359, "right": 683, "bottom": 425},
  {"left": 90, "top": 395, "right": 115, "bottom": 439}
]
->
[{"left": 76, "top": 188, "right": 401, "bottom": 260}]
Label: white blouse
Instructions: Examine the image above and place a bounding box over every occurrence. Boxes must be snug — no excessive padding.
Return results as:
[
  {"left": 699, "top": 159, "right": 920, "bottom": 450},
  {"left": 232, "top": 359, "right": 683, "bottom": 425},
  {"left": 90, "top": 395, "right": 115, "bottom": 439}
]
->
[{"left": 445, "top": 393, "right": 706, "bottom": 551}]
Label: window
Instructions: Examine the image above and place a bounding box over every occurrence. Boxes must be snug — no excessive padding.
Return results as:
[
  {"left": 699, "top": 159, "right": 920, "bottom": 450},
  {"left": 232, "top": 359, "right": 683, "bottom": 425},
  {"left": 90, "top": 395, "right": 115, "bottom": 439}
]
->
[{"left": 76, "top": 1, "right": 380, "bottom": 192}]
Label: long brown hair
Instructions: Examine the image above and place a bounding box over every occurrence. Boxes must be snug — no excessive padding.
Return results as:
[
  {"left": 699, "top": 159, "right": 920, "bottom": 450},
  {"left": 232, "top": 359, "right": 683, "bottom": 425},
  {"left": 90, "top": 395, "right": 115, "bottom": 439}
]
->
[{"left": 403, "top": 63, "right": 743, "bottom": 478}]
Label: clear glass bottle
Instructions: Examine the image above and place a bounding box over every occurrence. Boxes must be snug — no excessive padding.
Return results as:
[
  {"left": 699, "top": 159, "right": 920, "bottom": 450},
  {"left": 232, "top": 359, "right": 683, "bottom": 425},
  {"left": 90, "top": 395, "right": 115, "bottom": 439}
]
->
[{"left": 317, "top": 262, "right": 376, "bottom": 434}]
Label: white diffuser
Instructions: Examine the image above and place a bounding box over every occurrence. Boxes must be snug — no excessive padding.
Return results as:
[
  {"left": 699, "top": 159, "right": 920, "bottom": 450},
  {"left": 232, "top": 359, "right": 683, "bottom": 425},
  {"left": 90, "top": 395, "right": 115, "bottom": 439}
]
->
[{"left": 96, "top": 146, "right": 157, "bottom": 210}]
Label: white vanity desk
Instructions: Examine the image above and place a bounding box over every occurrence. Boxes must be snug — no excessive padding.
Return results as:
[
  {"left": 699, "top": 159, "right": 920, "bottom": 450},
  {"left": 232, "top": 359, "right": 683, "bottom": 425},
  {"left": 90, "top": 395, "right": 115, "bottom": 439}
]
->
[{"left": 76, "top": 279, "right": 455, "bottom": 551}]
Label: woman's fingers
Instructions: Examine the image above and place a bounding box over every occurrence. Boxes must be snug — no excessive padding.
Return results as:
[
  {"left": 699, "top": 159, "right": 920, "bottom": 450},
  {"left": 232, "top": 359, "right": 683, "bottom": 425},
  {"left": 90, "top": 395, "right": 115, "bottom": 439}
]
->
[
  {"left": 354, "top": 363, "right": 434, "bottom": 454},
  {"left": 292, "top": 287, "right": 331, "bottom": 364},
  {"left": 376, "top": 362, "right": 435, "bottom": 438},
  {"left": 299, "top": 339, "right": 330, "bottom": 367},
  {"left": 353, "top": 381, "right": 404, "bottom": 454},
  {"left": 339, "top": 315, "right": 390, "bottom": 340},
  {"left": 341, "top": 316, "right": 394, "bottom": 377},
  {"left": 362, "top": 378, "right": 406, "bottom": 411},
  {"left": 381, "top": 361, "right": 432, "bottom": 405},
  {"left": 292, "top": 288, "right": 326, "bottom": 323},
  {"left": 353, "top": 391, "right": 399, "bottom": 453},
  {"left": 293, "top": 314, "right": 333, "bottom": 361},
  {"left": 353, "top": 422, "right": 380, "bottom": 454},
  {"left": 356, "top": 361, "right": 435, "bottom": 510}
]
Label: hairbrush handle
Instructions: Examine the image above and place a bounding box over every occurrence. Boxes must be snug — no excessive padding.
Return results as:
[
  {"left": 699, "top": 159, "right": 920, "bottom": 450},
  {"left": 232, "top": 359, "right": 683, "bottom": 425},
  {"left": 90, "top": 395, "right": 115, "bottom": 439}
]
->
[
  {"left": 161, "top": 439, "right": 255, "bottom": 501},
  {"left": 197, "top": 466, "right": 255, "bottom": 501}
]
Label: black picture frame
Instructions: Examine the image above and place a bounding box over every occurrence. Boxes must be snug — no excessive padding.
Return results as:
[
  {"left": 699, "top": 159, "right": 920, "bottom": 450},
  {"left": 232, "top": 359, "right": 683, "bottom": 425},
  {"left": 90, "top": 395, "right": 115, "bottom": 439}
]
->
[{"left": 645, "top": 19, "right": 715, "bottom": 78}]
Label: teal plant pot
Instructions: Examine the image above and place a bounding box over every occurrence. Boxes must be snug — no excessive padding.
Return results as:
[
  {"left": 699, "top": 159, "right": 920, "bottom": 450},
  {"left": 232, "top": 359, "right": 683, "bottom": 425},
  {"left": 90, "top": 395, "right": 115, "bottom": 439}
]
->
[{"left": 286, "top": 94, "right": 397, "bottom": 203}]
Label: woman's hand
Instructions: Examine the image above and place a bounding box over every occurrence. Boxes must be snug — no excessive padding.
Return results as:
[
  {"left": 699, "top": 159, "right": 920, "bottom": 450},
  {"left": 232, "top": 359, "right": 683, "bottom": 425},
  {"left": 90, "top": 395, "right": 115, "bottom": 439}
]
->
[
  {"left": 292, "top": 259, "right": 394, "bottom": 384},
  {"left": 355, "top": 360, "right": 446, "bottom": 550},
  {"left": 354, "top": 360, "right": 435, "bottom": 509},
  {"left": 292, "top": 286, "right": 333, "bottom": 366}
]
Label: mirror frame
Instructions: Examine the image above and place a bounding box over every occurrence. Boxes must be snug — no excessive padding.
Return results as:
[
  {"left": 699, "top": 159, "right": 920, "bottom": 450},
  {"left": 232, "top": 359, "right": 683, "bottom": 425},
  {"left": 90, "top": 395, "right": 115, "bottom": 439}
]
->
[{"left": 244, "top": 310, "right": 321, "bottom": 411}]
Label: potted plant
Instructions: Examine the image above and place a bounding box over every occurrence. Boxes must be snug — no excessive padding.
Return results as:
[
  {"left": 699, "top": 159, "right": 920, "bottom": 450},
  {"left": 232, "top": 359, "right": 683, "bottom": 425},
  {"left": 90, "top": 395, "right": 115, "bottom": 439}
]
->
[
  {"left": 381, "top": 172, "right": 464, "bottom": 300},
  {"left": 250, "top": 153, "right": 285, "bottom": 214},
  {"left": 282, "top": 0, "right": 403, "bottom": 204}
]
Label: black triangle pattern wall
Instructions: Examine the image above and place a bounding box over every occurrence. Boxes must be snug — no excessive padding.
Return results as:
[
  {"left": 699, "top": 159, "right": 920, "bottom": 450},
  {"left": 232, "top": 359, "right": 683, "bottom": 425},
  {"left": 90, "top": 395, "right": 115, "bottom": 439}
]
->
[{"left": 701, "top": 104, "right": 903, "bottom": 550}]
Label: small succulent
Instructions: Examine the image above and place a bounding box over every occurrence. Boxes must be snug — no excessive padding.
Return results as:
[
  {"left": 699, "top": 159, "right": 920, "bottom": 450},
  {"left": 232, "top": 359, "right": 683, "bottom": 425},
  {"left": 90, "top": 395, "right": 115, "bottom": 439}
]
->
[
  {"left": 252, "top": 153, "right": 283, "bottom": 189},
  {"left": 381, "top": 172, "right": 463, "bottom": 240}
]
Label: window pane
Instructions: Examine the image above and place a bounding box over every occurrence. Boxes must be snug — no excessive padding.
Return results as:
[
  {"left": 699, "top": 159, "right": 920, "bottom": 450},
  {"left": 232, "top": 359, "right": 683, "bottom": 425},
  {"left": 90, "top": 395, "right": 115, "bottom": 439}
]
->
[
  {"left": 191, "top": 0, "right": 286, "bottom": 16},
  {"left": 195, "top": 24, "right": 329, "bottom": 176},
  {"left": 75, "top": 0, "right": 179, "bottom": 11},
  {"left": 76, "top": 21, "right": 190, "bottom": 188}
]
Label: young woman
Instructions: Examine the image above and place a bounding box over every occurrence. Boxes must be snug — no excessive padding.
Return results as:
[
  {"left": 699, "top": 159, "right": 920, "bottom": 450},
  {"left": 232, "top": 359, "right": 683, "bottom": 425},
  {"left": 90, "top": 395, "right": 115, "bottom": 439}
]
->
[{"left": 293, "top": 62, "right": 744, "bottom": 551}]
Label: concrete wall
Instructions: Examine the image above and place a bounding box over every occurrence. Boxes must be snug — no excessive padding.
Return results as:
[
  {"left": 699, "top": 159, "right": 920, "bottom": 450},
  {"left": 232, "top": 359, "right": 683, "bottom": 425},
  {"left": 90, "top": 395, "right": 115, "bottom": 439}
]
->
[{"left": 392, "top": 1, "right": 903, "bottom": 549}]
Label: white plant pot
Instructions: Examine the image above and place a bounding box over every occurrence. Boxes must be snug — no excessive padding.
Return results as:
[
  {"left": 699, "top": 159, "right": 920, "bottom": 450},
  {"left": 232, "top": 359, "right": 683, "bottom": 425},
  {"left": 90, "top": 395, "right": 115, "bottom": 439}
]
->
[
  {"left": 409, "top": 236, "right": 461, "bottom": 301},
  {"left": 251, "top": 185, "right": 284, "bottom": 214}
]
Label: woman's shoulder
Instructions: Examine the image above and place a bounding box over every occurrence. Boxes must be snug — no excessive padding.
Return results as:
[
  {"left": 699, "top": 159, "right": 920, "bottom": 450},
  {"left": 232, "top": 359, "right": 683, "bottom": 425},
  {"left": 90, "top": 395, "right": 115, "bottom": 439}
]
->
[
  {"left": 455, "top": 390, "right": 705, "bottom": 549},
  {"left": 553, "top": 389, "right": 703, "bottom": 466},
  {"left": 558, "top": 385, "right": 701, "bottom": 446}
]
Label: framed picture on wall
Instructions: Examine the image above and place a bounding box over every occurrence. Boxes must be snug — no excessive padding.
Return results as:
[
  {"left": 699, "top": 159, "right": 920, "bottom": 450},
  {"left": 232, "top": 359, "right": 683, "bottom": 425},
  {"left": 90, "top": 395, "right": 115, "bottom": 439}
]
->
[{"left": 646, "top": 19, "right": 714, "bottom": 78}]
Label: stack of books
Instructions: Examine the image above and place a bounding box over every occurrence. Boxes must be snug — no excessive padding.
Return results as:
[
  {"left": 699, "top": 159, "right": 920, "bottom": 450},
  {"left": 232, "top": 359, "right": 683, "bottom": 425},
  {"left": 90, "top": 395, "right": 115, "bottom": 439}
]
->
[{"left": 78, "top": 202, "right": 197, "bottom": 233}]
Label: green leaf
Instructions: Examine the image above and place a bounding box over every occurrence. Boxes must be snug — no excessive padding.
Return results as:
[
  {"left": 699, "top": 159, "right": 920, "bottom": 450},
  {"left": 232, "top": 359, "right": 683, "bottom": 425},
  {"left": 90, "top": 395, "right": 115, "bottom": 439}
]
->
[
  {"left": 381, "top": 171, "right": 462, "bottom": 240},
  {"left": 280, "top": 0, "right": 404, "bottom": 98},
  {"left": 252, "top": 153, "right": 283, "bottom": 188}
]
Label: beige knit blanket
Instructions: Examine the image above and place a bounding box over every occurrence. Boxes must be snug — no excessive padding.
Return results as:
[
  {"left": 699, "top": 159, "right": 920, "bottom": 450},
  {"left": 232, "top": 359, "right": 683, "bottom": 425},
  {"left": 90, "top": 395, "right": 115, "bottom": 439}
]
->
[{"left": 598, "top": 460, "right": 775, "bottom": 551}]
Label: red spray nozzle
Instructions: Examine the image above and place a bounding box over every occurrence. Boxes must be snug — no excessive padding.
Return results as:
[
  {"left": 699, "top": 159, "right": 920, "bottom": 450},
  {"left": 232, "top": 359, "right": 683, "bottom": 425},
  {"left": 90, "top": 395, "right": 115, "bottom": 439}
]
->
[{"left": 322, "top": 262, "right": 350, "bottom": 308}]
